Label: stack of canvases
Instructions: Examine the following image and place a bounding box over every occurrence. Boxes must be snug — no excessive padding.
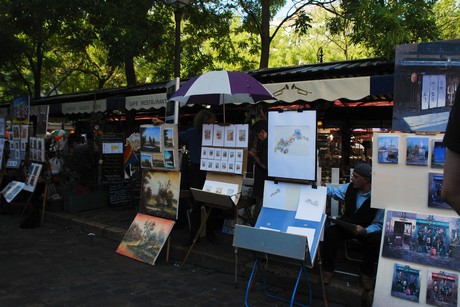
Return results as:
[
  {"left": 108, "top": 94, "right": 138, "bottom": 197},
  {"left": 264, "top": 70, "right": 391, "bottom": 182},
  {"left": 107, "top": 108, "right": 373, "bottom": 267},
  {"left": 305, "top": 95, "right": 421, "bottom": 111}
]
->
[{"left": 116, "top": 124, "right": 180, "bottom": 265}]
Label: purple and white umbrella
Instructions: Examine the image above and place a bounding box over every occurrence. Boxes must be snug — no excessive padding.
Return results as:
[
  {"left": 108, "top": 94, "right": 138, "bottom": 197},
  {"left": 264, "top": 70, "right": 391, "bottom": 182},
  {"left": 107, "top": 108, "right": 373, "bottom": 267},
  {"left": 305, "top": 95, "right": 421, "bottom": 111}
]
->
[{"left": 169, "top": 70, "right": 275, "bottom": 107}]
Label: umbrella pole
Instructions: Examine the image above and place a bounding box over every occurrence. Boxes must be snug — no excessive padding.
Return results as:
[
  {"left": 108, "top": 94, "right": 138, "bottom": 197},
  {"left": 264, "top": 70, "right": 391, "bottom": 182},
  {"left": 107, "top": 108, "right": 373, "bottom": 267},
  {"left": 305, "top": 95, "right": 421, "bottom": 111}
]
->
[{"left": 223, "top": 103, "right": 226, "bottom": 123}]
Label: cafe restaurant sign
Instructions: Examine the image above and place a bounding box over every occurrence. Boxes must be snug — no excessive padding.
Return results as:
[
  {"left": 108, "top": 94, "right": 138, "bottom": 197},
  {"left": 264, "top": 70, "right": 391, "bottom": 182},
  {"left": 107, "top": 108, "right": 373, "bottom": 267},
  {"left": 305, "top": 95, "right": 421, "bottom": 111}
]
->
[{"left": 125, "top": 93, "right": 167, "bottom": 110}]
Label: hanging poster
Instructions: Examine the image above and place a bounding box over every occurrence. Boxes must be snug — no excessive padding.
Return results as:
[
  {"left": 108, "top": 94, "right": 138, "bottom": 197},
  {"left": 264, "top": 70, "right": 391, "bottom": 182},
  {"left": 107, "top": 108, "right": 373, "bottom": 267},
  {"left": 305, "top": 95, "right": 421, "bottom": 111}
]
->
[
  {"left": 10, "top": 96, "right": 29, "bottom": 125},
  {"left": 267, "top": 110, "right": 317, "bottom": 181},
  {"left": 116, "top": 213, "right": 175, "bottom": 265}
]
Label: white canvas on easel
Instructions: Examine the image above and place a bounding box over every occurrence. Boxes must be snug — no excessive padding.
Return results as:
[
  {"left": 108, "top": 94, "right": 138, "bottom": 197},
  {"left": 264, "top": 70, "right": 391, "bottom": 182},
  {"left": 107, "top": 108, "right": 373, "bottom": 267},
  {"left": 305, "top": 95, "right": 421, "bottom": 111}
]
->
[{"left": 267, "top": 111, "right": 317, "bottom": 181}]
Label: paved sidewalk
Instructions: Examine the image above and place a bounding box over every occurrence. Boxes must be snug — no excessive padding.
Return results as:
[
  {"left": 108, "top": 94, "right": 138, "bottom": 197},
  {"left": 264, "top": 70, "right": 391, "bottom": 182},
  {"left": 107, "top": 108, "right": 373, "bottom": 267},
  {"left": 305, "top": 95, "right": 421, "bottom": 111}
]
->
[{"left": 39, "top": 206, "right": 373, "bottom": 306}]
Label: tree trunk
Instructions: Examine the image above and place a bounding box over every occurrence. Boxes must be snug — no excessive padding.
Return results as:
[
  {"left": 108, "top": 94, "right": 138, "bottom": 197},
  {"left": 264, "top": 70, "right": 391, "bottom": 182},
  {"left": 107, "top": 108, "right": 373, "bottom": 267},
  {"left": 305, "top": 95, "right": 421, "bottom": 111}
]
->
[
  {"left": 125, "top": 55, "right": 137, "bottom": 86},
  {"left": 259, "top": 0, "right": 271, "bottom": 69},
  {"left": 33, "top": 43, "right": 43, "bottom": 100}
]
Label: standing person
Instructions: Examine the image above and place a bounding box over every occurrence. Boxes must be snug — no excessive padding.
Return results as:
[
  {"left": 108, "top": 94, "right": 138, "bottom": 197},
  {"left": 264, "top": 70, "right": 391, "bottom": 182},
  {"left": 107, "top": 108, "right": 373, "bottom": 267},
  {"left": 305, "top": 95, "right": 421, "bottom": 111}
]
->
[
  {"left": 322, "top": 163, "right": 384, "bottom": 290},
  {"left": 179, "top": 109, "right": 218, "bottom": 244},
  {"left": 248, "top": 120, "right": 268, "bottom": 220},
  {"left": 442, "top": 85, "right": 460, "bottom": 215}
]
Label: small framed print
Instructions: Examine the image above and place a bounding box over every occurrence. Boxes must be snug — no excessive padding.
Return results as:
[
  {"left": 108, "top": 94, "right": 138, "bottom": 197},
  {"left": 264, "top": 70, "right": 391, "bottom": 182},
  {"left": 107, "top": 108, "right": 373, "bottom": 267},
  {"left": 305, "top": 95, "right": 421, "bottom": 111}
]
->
[
  {"left": 200, "top": 159, "right": 208, "bottom": 171},
  {"left": 214, "top": 161, "right": 221, "bottom": 172},
  {"left": 406, "top": 136, "right": 429, "bottom": 166},
  {"left": 213, "top": 125, "right": 224, "bottom": 147},
  {"left": 221, "top": 149, "right": 228, "bottom": 161},
  {"left": 202, "top": 124, "right": 213, "bottom": 146},
  {"left": 377, "top": 135, "right": 399, "bottom": 164},
  {"left": 431, "top": 140, "right": 446, "bottom": 169},
  {"left": 235, "top": 149, "right": 244, "bottom": 162},
  {"left": 228, "top": 150, "right": 235, "bottom": 162},
  {"left": 214, "top": 148, "right": 222, "bottom": 160},
  {"left": 235, "top": 162, "right": 243, "bottom": 174},
  {"left": 428, "top": 172, "right": 451, "bottom": 209},
  {"left": 221, "top": 162, "right": 228, "bottom": 172},
  {"left": 208, "top": 148, "right": 215, "bottom": 159},
  {"left": 201, "top": 147, "right": 209, "bottom": 159}
]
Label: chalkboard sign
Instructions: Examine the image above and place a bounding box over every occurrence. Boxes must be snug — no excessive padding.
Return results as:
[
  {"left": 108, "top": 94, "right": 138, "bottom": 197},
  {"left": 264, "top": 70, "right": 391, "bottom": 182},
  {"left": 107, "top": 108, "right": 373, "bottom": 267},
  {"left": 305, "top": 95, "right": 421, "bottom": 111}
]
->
[
  {"left": 101, "top": 134, "right": 129, "bottom": 207},
  {"left": 107, "top": 178, "right": 131, "bottom": 206},
  {"left": 130, "top": 170, "right": 142, "bottom": 210}
]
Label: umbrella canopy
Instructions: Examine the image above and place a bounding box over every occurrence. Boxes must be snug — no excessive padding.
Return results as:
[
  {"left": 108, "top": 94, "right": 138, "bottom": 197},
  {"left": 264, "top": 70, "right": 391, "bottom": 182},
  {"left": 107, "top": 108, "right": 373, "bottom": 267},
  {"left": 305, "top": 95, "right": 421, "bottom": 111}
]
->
[
  {"left": 49, "top": 129, "right": 69, "bottom": 137},
  {"left": 49, "top": 129, "right": 69, "bottom": 141},
  {"left": 169, "top": 70, "right": 275, "bottom": 106}
]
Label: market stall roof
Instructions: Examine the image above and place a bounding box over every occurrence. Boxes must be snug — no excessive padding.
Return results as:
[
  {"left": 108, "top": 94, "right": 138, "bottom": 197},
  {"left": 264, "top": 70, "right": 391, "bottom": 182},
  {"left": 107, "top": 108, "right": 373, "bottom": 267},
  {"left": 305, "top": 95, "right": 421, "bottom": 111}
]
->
[{"left": 29, "top": 58, "right": 394, "bottom": 115}]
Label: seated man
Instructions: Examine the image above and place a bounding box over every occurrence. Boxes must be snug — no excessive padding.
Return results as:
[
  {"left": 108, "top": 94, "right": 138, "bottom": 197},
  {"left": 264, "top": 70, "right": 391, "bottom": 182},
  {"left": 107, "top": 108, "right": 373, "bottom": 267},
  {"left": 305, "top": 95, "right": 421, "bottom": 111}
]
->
[{"left": 322, "top": 163, "right": 384, "bottom": 290}]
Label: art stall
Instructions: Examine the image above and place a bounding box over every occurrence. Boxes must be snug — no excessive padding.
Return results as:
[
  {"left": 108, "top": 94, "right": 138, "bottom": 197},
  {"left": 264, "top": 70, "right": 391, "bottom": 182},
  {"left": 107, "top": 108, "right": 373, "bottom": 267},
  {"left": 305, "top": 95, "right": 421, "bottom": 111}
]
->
[
  {"left": 372, "top": 39, "right": 460, "bottom": 307},
  {"left": 233, "top": 110, "right": 327, "bottom": 306},
  {"left": 0, "top": 97, "right": 51, "bottom": 226},
  {"left": 180, "top": 122, "right": 252, "bottom": 285},
  {"left": 116, "top": 124, "right": 180, "bottom": 265}
]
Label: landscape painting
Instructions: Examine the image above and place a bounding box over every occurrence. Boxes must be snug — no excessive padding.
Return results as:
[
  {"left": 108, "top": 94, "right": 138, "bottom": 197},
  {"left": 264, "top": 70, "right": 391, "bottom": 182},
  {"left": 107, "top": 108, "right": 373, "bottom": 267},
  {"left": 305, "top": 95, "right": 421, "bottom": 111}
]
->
[
  {"left": 139, "top": 170, "right": 181, "bottom": 220},
  {"left": 116, "top": 213, "right": 175, "bottom": 265}
]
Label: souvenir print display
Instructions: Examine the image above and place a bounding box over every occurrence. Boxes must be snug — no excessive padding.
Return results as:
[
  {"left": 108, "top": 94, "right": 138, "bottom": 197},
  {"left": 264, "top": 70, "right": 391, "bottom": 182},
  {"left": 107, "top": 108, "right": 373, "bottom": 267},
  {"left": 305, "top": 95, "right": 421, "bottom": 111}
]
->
[
  {"left": 23, "top": 163, "right": 43, "bottom": 193},
  {"left": 267, "top": 111, "right": 317, "bottom": 181},
  {"left": 406, "top": 136, "right": 429, "bottom": 166},
  {"left": 295, "top": 185, "right": 327, "bottom": 222},
  {"left": 199, "top": 123, "right": 248, "bottom": 174},
  {"left": 1, "top": 181, "right": 25, "bottom": 203},
  {"left": 139, "top": 170, "right": 181, "bottom": 220},
  {"left": 116, "top": 213, "right": 175, "bottom": 265},
  {"left": 426, "top": 269, "right": 458, "bottom": 307},
  {"left": 140, "top": 124, "right": 179, "bottom": 171},
  {"left": 431, "top": 140, "right": 446, "bottom": 169},
  {"left": 254, "top": 180, "right": 327, "bottom": 266},
  {"left": 377, "top": 135, "right": 399, "bottom": 164},
  {"left": 428, "top": 173, "right": 452, "bottom": 209},
  {"left": 29, "top": 137, "right": 45, "bottom": 163},
  {"left": 236, "top": 124, "right": 249, "bottom": 148},
  {"left": 202, "top": 180, "right": 240, "bottom": 204},
  {"left": 7, "top": 124, "right": 29, "bottom": 167},
  {"left": 382, "top": 210, "right": 460, "bottom": 272},
  {"left": 391, "top": 263, "right": 421, "bottom": 302}
]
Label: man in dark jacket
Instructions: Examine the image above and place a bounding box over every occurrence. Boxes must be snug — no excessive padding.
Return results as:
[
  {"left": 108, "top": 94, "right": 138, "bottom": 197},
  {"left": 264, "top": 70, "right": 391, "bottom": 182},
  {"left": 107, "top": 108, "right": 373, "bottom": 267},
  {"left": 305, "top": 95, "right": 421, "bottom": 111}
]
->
[{"left": 322, "top": 163, "right": 384, "bottom": 290}]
